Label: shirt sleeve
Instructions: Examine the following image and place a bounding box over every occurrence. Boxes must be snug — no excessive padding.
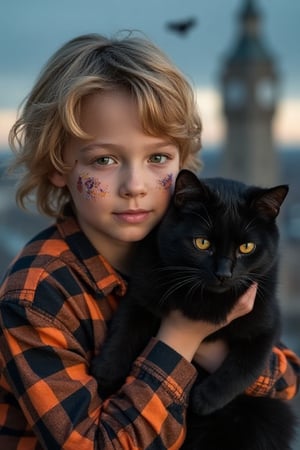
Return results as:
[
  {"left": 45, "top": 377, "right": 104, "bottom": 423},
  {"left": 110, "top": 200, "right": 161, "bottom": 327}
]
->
[
  {"left": 245, "top": 343, "right": 300, "bottom": 399},
  {"left": 0, "top": 299, "right": 197, "bottom": 450}
]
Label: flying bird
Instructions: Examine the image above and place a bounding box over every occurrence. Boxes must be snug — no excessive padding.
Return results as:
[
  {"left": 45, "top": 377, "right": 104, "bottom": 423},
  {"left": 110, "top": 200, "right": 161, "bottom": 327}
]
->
[{"left": 166, "top": 17, "right": 198, "bottom": 37}]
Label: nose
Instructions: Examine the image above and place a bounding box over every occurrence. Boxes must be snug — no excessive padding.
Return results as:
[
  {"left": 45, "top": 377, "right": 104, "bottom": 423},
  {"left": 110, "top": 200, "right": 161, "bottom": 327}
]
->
[
  {"left": 119, "top": 166, "right": 147, "bottom": 198},
  {"left": 215, "top": 257, "right": 233, "bottom": 282}
]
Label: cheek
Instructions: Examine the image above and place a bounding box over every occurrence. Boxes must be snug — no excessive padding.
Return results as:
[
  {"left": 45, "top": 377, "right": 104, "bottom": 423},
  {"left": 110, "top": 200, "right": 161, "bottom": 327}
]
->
[
  {"left": 76, "top": 172, "right": 110, "bottom": 201},
  {"left": 156, "top": 173, "right": 174, "bottom": 191}
]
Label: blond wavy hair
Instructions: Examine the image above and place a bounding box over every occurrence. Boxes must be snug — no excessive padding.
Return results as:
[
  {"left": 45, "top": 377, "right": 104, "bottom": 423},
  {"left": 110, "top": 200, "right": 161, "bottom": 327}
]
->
[{"left": 9, "top": 32, "right": 203, "bottom": 217}]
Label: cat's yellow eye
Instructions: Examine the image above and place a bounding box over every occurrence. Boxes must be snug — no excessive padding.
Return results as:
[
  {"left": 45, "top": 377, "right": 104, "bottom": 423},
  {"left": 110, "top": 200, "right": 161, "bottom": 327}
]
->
[
  {"left": 194, "top": 237, "right": 211, "bottom": 250},
  {"left": 239, "top": 242, "right": 256, "bottom": 254}
]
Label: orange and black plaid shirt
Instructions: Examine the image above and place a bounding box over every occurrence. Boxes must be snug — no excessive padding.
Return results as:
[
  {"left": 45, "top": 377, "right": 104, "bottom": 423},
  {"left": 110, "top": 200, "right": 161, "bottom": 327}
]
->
[{"left": 0, "top": 210, "right": 299, "bottom": 450}]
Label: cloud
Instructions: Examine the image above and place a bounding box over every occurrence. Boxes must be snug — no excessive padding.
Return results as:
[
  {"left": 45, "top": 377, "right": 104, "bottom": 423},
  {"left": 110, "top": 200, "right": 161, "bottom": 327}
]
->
[
  {"left": 274, "top": 99, "right": 300, "bottom": 146},
  {"left": 0, "top": 110, "right": 17, "bottom": 150},
  {"left": 195, "top": 88, "right": 225, "bottom": 147}
]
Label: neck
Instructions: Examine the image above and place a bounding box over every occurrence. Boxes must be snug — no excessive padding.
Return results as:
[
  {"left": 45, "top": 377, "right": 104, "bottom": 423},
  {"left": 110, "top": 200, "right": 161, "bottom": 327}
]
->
[
  {"left": 109, "top": 244, "right": 137, "bottom": 275},
  {"left": 76, "top": 215, "right": 137, "bottom": 275},
  {"left": 94, "top": 237, "right": 137, "bottom": 275}
]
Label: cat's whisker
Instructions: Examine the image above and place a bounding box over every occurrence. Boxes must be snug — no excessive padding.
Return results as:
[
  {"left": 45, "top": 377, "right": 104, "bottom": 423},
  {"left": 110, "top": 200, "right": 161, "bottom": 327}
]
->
[
  {"left": 152, "top": 272, "right": 199, "bottom": 289},
  {"left": 237, "top": 274, "right": 273, "bottom": 305},
  {"left": 153, "top": 266, "right": 201, "bottom": 275},
  {"left": 158, "top": 276, "right": 200, "bottom": 305},
  {"left": 161, "top": 275, "right": 198, "bottom": 297},
  {"left": 188, "top": 209, "right": 213, "bottom": 230},
  {"left": 158, "top": 278, "right": 191, "bottom": 303},
  {"left": 185, "top": 280, "right": 205, "bottom": 304},
  {"left": 152, "top": 267, "right": 203, "bottom": 286}
]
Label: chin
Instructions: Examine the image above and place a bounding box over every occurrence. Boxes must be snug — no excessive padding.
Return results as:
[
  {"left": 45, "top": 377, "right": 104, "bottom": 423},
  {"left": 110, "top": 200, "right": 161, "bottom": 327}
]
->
[
  {"left": 205, "top": 284, "right": 232, "bottom": 294},
  {"left": 119, "top": 230, "right": 150, "bottom": 243}
]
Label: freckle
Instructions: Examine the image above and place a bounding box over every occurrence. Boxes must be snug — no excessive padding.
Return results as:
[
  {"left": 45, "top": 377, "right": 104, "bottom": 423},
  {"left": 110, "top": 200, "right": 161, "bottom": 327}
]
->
[
  {"left": 77, "top": 172, "right": 109, "bottom": 200},
  {"left": 157, "top": 173, "right": 173, "bottom": 190}
]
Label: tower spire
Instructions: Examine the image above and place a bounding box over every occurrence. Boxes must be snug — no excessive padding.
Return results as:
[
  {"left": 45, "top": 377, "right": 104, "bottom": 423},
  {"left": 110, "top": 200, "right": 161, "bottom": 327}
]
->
[
  {"left": 219, "top": 0, "right": 279, "bottom": 186},
  {"left": 228, "top": 0, "right": 272, "bottom": 65},
  {"left": 240, "top": 0, "right": 260, "bottom": 33}
]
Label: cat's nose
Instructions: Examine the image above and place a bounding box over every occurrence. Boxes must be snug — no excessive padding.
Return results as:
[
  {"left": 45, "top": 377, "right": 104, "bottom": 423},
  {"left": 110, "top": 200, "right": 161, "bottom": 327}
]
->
[{"left": 215, "top": 257, "right": 233, "bottom": 282}]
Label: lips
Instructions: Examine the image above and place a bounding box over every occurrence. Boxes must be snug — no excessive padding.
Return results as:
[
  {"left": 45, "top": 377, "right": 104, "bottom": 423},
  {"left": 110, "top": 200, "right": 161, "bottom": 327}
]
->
[{"left": 113, "top": 209, "right": 151, "bottom": 224}]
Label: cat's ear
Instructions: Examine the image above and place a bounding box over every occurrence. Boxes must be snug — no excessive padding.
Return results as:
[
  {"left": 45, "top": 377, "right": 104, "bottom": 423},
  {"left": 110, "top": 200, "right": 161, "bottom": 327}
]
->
[
  {"left": 174, "top": 169, "right": 210, "bottom": 207},
  {"left": 252, "top": 185, "right": 289, "bottom": 219}
]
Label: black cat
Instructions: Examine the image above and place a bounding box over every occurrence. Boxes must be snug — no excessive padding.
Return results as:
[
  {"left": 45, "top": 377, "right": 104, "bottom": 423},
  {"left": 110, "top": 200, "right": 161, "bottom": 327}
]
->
[{"left": 91, "top": 169, "right": 297, "bottom": 450}]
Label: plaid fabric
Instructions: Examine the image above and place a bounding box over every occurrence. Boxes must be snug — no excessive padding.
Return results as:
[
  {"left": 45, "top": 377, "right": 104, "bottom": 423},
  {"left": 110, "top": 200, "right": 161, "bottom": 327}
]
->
[
  {"left": 245, "top": 343, "right": 300, "bottom": 399},
  {"left": 0, "top": 210, "right": 299, "bottom": 449}
]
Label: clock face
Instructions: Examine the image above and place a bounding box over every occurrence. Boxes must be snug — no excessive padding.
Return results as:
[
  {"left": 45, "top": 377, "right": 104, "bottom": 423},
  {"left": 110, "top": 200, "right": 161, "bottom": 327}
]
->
[
  {"left": 225, "top": 79, "right": 246, "bottom": 108},
  {"left": 256, "top": 79, "right": 276, "bottom": 107}
]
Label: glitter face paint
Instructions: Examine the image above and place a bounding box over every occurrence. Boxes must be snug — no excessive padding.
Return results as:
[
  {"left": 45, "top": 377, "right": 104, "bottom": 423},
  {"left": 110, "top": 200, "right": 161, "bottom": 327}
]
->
[
  {"left": 157, "top": 173, "right": 173, "bottom": 190},
  {"left": 76, "top": 172, "right": 109, "bottom": 200}
]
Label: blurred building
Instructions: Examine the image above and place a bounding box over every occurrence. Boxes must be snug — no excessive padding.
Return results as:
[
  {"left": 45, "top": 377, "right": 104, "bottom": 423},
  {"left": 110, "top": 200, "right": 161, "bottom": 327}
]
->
[
  {"left": 220, "top": 0, "right": 279, "bottom": 186},
  {"left": 205, "top": 2, "right": 300, "bottom": 442}
]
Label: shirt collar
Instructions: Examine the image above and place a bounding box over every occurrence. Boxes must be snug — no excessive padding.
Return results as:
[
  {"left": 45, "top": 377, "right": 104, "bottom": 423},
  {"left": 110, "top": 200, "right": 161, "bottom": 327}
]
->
[{"left": 56, "top": 205, "right": 127, "bottom": 297}]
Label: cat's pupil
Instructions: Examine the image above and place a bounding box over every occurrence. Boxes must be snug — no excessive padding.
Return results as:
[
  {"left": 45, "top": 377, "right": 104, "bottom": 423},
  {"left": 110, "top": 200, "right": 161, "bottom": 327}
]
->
[
  {"left": 194, "top": 237, "right": 210, "bottom": 250},
  {"left": 239, "top": 242, "right": 256, "bottom": 254}
]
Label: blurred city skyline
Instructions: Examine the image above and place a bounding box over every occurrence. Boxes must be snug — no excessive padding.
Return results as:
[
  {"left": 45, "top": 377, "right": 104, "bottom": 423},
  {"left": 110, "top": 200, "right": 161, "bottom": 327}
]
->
[{"left": 0, "top": 0, "right": 300, "bottom": 150}]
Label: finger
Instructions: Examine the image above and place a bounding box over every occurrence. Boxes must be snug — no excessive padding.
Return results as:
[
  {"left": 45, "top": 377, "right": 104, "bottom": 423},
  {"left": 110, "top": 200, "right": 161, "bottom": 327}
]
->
[
  {"left": 240, "top": 283, "right": 257, "bottom": 311},
  {"left": 227, "top": 283, "right": 258, "bottom": 323}
]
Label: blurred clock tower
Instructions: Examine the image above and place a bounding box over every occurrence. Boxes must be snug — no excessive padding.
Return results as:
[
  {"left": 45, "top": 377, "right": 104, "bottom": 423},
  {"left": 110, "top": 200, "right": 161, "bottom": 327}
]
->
[{"left": 220, "top": 0, "right": 279, "bottom": 186}]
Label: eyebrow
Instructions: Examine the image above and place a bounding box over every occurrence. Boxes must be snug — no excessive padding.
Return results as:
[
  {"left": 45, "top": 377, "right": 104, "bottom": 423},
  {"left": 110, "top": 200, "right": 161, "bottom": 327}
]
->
[
  {"left": 79, "top": 143, "right": 115, "bottom": 153},
  {"left": 79, "top": 141, "right": 176, "bottom": 153}
]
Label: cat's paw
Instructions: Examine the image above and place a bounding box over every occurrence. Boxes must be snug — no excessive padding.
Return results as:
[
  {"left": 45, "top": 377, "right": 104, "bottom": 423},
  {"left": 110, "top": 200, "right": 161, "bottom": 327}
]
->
[
  {"left": 90, "top": 357, "right": 124, "bottom": 399},
  {"left": 190, "top": 385, "right": 221, "bottom": 415},
  {"left": 97, "top": 378, "right": 124, "bottom": 399}
]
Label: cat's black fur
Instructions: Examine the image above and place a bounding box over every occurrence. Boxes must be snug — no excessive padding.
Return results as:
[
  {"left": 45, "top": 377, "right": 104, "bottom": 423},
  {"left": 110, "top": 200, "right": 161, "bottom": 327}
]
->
[{"left": 91, "top": 169, "right": 297, "bottom": 449}]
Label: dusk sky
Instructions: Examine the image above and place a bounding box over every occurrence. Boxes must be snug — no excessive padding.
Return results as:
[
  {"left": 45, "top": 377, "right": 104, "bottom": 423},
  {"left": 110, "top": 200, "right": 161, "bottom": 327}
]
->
[{"left": 1, "top": 0, "right": 299, "bottom": 150}]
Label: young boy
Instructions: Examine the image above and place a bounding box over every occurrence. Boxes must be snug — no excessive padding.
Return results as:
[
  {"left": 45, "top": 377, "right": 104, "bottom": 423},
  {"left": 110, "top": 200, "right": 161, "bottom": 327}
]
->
[{"left": 0, "top": 33, "right": 299, "bottom": 450}]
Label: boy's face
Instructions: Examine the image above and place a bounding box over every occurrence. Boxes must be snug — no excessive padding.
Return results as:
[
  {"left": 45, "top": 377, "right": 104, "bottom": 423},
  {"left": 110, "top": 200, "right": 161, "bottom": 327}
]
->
[{"left": 50, "top": 90, "right": 180, "bottom": 265}]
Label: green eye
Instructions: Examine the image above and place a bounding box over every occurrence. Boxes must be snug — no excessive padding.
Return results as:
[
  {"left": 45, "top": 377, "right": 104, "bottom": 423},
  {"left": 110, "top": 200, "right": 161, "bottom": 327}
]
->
[
  {"left": 149, "top": 154, "right": 168, "bottom": 164},
  {"left": 194, "top": 237, "right": 211, "bottom": 250},
  {"left": 239, "top": 242, "right": 256, "bottom": 254},
  {"left": 95, "top": 156, "right": 115, "bottom": 166}
]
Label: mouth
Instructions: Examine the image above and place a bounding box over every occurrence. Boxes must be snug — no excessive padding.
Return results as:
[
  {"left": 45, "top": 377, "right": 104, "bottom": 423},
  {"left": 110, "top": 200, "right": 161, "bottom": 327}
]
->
[
  {"left": 113, "top": 209, "right": 152, "bottom": 224},
  {"left": 205, "top": 282, "right": 233, "bottom": 294}
]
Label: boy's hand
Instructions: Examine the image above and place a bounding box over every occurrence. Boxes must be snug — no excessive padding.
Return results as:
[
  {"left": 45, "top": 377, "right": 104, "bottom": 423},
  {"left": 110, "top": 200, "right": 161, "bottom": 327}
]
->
[{"left": 157, "top": 284, "right": 257, "bottom": 363}]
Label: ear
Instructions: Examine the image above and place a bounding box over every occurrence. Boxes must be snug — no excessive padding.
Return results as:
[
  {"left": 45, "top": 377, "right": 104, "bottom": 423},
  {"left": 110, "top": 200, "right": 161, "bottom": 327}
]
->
[
  {"left": 174, "top": 169, "right": 210, "bottom": 207},
  {"left": 252, "top": 185, "right": 289, "bottom": 219},
  {"left": 48, "top": 170, "right": 67, "bottom": 188}
]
